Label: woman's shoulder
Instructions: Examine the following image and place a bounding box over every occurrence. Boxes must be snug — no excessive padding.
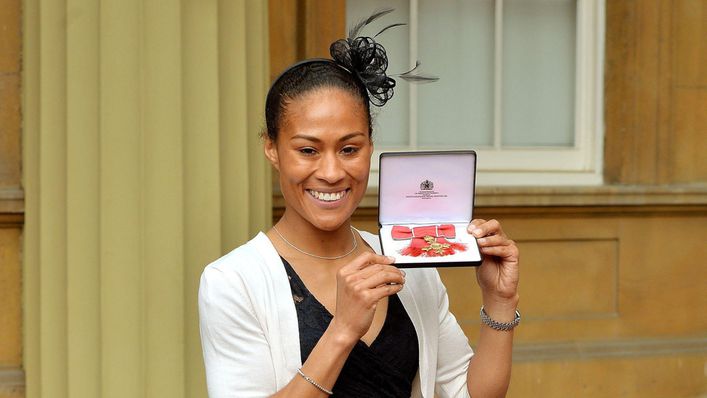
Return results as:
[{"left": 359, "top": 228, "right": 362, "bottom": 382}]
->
[
  {"left": 200, "top": 232, "right": 279, "bottom": 292},
  {"left": 204, "top": 234, "right": 264, "bottom": 270}
]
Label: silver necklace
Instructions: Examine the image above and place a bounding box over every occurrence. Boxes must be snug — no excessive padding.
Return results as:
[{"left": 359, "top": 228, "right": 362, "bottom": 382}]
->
[{"left": 272, "top": 225, "right": 358, "bottom": 260}]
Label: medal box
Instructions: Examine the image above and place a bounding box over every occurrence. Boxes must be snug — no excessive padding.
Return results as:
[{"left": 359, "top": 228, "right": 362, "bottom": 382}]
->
[{"left": 378, "top": 150, "right": 482, "bottom": 268}]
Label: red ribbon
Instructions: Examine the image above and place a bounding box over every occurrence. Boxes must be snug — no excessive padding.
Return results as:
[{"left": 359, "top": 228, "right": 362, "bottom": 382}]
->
[
  {"left": 399, "top": 236, "right": 467, "bottom": 257},
  {"left": 391, "top": 224, "right": 456, "bottom": 240}
]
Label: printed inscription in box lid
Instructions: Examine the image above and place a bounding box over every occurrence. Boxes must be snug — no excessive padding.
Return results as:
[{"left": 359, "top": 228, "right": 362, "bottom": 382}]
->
[{"left": 378, "top": 151, "right": 477, "bottom": 225}]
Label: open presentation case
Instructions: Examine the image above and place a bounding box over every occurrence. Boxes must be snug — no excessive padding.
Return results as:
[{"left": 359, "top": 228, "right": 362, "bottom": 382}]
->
[{"left": 378, "top": 150, "right": 482, "bottom": 268}]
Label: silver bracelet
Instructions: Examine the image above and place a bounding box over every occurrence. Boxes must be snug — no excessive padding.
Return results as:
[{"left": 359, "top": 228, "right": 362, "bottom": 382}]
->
[
  {"left": 297, "top": 368, "right": 333, "bottom": 395},
  {"left": 480, "top": 305, "right": 521, "bottom": 331}
]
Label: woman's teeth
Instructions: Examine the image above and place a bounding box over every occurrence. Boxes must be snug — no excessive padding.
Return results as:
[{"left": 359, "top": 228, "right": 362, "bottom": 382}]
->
[{"left": 308, "top": 189, "right": 346, "bottom": 202}]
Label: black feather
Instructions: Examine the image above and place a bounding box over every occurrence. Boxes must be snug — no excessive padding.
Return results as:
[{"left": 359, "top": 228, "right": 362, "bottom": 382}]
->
[
  {"left": 397, "top": 61, "right": 439, "bottom": 83},
  {"left": 348, "top": 8, "right": 395, "bottom": 38},
  {"left": 374, "top": 23, "right": 407, "bottom": 38}
]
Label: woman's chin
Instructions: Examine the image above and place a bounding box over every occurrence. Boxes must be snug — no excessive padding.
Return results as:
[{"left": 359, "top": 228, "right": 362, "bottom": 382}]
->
[
  {"left": 301, "top": 207, "right": 358, "bottom": 232},
  {"left": 308, "top": 216, "right": 351, "bottom": 232}
]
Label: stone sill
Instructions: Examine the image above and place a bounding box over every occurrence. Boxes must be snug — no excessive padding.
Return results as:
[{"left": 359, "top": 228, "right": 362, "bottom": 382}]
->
[
  {"left": 0, "top": 188, "right": 23, "bottom": 214},
  {"left": 4, "top": 184, "right": 707, "bottom": 215},
  {"left": 0, "top": 366, "right": 24, "bottom": 387},
  {"left": 273, "top": 184, "right": 707, "bottom": 209},
  {"left": 512, "top": 336, "right": 707, "bottom": 362}
]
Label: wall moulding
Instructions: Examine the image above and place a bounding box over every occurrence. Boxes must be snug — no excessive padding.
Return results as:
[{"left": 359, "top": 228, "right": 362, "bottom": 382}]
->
[
  {"left": 0, "top": 188, "right": 23, "bottom": 217},
  {"left": 272, "top": 199, "right": 707, "bottom": 222},
  {"left": 272, "top": 184, "right": 707, "bottom": 214},
  {"left": 512, "top": 336, "right": 707, "bottom": 362},
  {"left": 0, "top": 367, "right": 24, "bottom": 387}
]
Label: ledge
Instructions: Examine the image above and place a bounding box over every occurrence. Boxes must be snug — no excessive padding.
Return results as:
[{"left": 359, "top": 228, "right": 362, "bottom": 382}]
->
[
  {"left": 273, "top": 184, "right": 707, "bottom": 210},
  {"left": 473, "top": 184, "right": 707, "bottom": 207},
  {"left": 512, "top": 336, "right": 707, "bottom": 362},
  {"left": 0, "top": 367, "right": 24, "bottom": 387},
  {"left": 7, "top": 184, "right": 707, "bottom": 216},
  {"left": 0, "top": 188, "right": 23, "bottom": 214}
]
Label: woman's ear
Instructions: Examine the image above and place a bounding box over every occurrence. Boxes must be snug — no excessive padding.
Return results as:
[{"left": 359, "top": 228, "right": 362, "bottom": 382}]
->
[{"left": 263, "top": 137, "right": 280, "bottom": 171}]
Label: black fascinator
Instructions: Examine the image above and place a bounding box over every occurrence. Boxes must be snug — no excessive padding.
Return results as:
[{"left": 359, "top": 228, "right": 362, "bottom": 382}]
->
[{"left": 329, "top": 8, "right": 438, "bottom": 107}]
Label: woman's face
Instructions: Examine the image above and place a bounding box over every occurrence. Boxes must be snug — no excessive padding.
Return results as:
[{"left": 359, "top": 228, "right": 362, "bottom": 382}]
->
[{"left": 265, "top": 87, "right": 372, "bottom": 232}]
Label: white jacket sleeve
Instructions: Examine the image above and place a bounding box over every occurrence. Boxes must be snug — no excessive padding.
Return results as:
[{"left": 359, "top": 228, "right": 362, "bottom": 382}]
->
[
  {"left": 433, "top": 271, "right": 473, "bottom": 398},
  {"left": 199, "top": 265, "right": 278, "bottom": 398}
]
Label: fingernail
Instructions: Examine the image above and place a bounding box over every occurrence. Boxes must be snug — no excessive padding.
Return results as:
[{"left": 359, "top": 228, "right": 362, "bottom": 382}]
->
[
  {"left": 477, "top": 237, "right": 486, "bottom": 244},
  {"left": 400, "top": 270, "right": 406, "bottom": 277},
  {"left": 387, "top": 256, "right": 396, "bottom": 262},
  {"left": 472, "top": 229, "right": 483, "bottom": 237}
]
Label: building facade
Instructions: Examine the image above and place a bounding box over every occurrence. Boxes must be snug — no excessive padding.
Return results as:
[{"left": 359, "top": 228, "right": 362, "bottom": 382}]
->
[{"left": 1, "top": 1, "right": 705, "bottom": 397}]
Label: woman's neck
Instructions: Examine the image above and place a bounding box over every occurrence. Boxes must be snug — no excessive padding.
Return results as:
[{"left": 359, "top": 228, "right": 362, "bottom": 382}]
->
[{"left": 275, "top": 210, "right": 355, "bottom": 258}]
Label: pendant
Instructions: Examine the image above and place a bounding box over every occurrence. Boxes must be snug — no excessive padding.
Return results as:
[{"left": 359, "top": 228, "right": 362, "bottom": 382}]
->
[
  {"left": 399, "top": 235, "right": 467, "bottom": 257},
  {"left": 421, "top": 235, "right": 451, "bottom": 255}
]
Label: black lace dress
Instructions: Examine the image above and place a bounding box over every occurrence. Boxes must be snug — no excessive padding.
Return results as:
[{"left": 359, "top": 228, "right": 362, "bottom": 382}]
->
[{"left": 281, "top": 257, "right": 419, "bottom": 397}]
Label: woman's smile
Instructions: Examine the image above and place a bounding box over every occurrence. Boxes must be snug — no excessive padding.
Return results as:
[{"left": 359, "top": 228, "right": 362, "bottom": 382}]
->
[{"left": 306, "top": 188, "right": 350, "bottom": 203}]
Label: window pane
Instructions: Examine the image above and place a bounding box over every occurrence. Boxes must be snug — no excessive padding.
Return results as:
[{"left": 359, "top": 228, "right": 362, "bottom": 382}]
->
[
  {"left": 502, "top": 0, "right": 576, "bottom": 147},
  {"left": 346, "top": 1, "right": 410, "bottom": 146},
  {"left": 418, "top": 0, "right": 495, "bottom": 147}
]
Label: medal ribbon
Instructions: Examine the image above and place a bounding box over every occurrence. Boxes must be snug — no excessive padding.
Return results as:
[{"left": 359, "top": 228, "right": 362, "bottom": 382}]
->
[
  {"left": 391, "top": 225, "right": 467, "bottom": 257},
  {"left": 391, "top": 224, "right": 456, "bottom": 240},
  {"left": 399, "top": 236, "right": 467, "bottom": 257}
]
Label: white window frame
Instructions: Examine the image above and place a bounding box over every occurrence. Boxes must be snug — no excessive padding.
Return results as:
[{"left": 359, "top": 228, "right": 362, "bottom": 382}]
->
[{"left": 368, "top": 0, "right": 605, "bottom": 186}]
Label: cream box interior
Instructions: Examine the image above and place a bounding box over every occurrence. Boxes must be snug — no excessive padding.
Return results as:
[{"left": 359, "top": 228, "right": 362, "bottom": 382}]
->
[{"left": 378, "top": 151, "right": 482, "bottom": 267}]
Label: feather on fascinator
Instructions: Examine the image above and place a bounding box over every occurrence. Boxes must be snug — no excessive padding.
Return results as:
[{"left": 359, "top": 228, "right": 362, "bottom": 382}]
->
[{"left": 329, "top": 8, "right": 438, "bottom": 107}]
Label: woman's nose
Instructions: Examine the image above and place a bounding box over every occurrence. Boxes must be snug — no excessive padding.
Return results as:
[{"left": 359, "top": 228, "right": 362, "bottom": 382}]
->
[{"left": 316, "top": 153, "right": 346, "bottom": 183}]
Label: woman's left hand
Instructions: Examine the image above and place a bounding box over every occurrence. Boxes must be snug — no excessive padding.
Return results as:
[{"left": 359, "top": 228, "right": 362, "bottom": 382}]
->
[{"left": 469, "top": 219, "right": 520, "bottom": 305}]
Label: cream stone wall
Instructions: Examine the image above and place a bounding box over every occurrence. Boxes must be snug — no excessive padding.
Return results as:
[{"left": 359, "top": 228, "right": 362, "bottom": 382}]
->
[
  {"left": 18, "top": 1, "right": 271, "bottom": 397},
  {"left": 2, "top": 0, "right": 706, "bottom": 397}
]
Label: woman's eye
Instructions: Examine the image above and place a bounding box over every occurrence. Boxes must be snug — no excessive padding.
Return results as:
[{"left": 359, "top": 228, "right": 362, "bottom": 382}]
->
[
  {"left": 298, "top": 147, "right": 317, "bottom": 156},
  {"left": 341, "top": 146, "right": 359, "bottom": 155}
]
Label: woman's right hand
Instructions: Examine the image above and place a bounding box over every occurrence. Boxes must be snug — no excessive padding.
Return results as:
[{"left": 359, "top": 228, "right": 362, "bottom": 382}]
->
[{"left": 329, "top": 252, "right": 405, "bottom": 344}]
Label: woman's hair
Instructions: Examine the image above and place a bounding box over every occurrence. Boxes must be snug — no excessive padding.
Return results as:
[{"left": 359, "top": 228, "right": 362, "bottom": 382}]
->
[{"left": 264, "top": 59, "right": 378, "bottom": 141}]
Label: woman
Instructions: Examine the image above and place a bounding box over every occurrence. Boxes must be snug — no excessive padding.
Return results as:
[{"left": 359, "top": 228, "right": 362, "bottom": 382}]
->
[{"left": 199, "top": 12, "right": 520, "bottom": 398}]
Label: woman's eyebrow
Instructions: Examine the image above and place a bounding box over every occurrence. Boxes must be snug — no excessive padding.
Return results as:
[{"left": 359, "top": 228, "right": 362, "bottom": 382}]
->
[
  {"left": 338, "top": 132, "right": 367, "bottom": 142},
  {"left": 290, "top": 132, "right": 366, "bottom": 143},
  {"left": 290, "top": 134, "right": 321, "bottom": 143}
]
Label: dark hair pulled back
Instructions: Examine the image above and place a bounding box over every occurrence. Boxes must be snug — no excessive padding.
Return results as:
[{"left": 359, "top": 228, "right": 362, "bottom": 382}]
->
[{"left": 265, "top": 60, "right": 375, "bottom": 141}]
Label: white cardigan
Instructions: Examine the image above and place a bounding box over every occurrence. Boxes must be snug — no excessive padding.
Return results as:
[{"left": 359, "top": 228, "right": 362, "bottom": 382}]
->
[{"left": 199, "top": 231, "right": 473, "bottom": 397}]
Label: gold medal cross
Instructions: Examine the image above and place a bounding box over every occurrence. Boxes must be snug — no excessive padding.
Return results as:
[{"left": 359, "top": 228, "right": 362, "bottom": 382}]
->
[{"left": 421, "top": 235, "right": 451, "bottom": 255}]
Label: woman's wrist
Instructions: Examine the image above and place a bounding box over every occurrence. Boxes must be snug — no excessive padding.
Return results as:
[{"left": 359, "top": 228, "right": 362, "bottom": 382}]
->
[
  {"left": 481, "top": 294, "right": 520, "bottom": 323},
  {"left": 326, "top": 318, "right": 361, "bottom": 350}
]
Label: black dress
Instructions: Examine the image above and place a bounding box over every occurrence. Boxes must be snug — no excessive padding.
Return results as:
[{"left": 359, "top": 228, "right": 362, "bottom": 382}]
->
[{"left": 281, "top": 257, "right": 419, "bottom": 397}]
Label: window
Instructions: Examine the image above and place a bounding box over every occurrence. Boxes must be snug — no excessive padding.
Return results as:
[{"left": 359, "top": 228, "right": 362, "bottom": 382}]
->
[{"left": 347, "top": 0, "right": 605, "bottom": 186}]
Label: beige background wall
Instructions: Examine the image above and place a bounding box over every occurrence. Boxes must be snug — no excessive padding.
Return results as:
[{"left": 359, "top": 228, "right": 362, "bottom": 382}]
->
[
  {"left": 1, "top": 0, "right": 705, "bottom": 397},
  {"left": 4, "top": 1, "right": 271, "bottom": 397}
]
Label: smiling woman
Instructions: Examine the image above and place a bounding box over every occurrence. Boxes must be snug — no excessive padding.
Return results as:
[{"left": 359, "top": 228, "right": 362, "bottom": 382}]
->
[
  {"left": 265, "top": 87, "right": 372, "bottom": 234},
  {"left": 198, "top": 9, "right": 520, "bottom": 398}
]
